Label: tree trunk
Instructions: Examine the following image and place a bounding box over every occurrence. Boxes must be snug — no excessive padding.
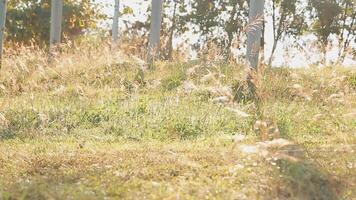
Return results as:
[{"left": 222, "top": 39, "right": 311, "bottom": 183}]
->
[
  {"left": 268, "top": 41, "right": 277, "bottom": 67},
  {"left": 225, "top": 2, "right": 238, "bottom": 60},
  {"left": 260, "top": 19, "right": 265, "bottom": 65},
  {"left": 337, "top": 12, "right": 355, "bottom": 65},
  {"left": 246, "top": 0, "right": 265, "bottom": 70},
  {"left": 167, "top": 0, "right": 177, "bottom": 60},
  {"left": 268, "top": 9, "right": 286, "bottom": 67},
  {"left": 147, "top": 0, "right": 163, "bottom": 63},
  {"left": 50, "top": 0, "right": 63, "bottom": 49},
  {"left": 112, "top": 0, "right": 120, "bottom": 42},
  {"left": 0, "top": 0, "right": 7, "bottom": 69},
  {"left": 245, "top": 0, "right": 265, "bottom": 102}
]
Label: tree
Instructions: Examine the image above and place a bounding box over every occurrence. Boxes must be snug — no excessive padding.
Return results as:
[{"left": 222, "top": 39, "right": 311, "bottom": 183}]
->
[
  {"left": 306, "top": 0, "right": 356, "bottom": 64},
  {"left": 50, "top": 0, "right": 63, "bottom": 48},
  {"left": 5, "top": 0, "right": 106, "bottom": 45},
  {"left": 112, "top": 0, "right": 120, "bottom": 42},
  {"left": 177, "top": 0, "right": 249, "bottom": 58},
  {"left": 268, "top": 0, "right": 306, "bottom": 66},
  {"left": 125, "top": 0, "right": 249, "bottom": 60},
  {"left": 245, "top": 0, "right": 265, "bottom": 102},
  {"left": 307, "top": 0, "right": 342, "bottom": 64},
  {"left": 246, "top": 0, "right": 265, "bottom": 70},
  {"left": 0, "top": 0, "right": 6, "bottom": 69},
  {"left": 335, "top": 0, "right": 355, "bottom": 64},
  {"left": 118, "top": 0, "right": 184, "bottom": 60},
  {"left": 147, "top": 0, "right": 163, "bottom": 63},
  {"left": 166, "top": 0, "right": 178, "bottom": 60}
]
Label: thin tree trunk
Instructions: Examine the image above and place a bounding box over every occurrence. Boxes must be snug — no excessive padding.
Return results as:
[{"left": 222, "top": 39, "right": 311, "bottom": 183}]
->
[
  {"left": 167, "top": 0, "right": 177, "bottom": 60},
  {"left": 272, "top": 0, "right": 276, "bottom": 39},
  {"left": 246, "top": 0, "right": 265, "bottom": 70},
  {"left": 321, "top": 45, "right": 327, "bottom": 65},
  {"left": 0, "top": 0, "right": 7, "bottom": 69},
  {"left": 268, "top": 41, "right": 278, "bottom": 66},
  {"left": 147, "top": 0, "right": 163, "bottom": 63},
  {"left": 225, "top": 2, "right": 238, "bottom": 59},
  {"left": 268, "top": 0, "right": 276, "bottom": 67},
  {"left": 338, "top": 12, "right": 355, "bottom": 64},
  {"left": 268, "top": 2, "right": 285, "bottom": 67},
  {"left": 112, "top": 0, "right": 120, "bottom": 42},
  {"left": 50, "top": 0, "right": 63, "bottom": 49},
  {"left": 261, "top": 19, "right": 265, "bottom": 65},
  {"left": 337, "top": 2, "right": 348, "bottom": 64}
]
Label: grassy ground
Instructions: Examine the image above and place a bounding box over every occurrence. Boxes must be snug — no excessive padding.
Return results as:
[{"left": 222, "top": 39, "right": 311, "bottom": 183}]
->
[{"left": 0, "top": 43, "right": 355, "bottom": 199}]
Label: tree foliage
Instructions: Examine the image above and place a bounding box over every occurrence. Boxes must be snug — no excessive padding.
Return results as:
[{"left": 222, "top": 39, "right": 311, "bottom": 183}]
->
[
  {"left": 5, "top": 0, "right": 106, "bottom": 45},
  {"left": 307, "top": 0, "right": 355, "bottom": 63},
  {"left": 177, "top": 0, "right": 249, "bottom": 56},
  {"left": 3, "top": 0, "right": 354, "bottom": 64},
  {"left": 268, "top": 0, "right": 306, "bottom": 65}
]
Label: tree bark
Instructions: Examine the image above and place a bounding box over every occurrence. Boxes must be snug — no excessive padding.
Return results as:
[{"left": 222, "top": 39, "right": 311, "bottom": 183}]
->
[
  {"left": 245, "top": 0, "right": 265, "bottom": 102},
  {"left": 0, "top": 0, "right": 7, "bottom": 69},
  {"left": 261, "top": 19, "right": 265, "bottom": 65},
  {"left": 246, "top": 0, "right": 265, "bottom": 70},
  {"left": 50, "top": 0, "right": 63, "bottom": 49},
  {"left": 147, "top": 0, "right": 163, "bottom": 63},
  {"left": 112, "top": 0, "right": 120, "bottom": 42}
]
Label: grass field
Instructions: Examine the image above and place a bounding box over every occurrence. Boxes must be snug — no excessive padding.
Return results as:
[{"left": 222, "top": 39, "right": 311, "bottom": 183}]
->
[{"left": 0, "top": 43, "right": 355, "bottom": 199}]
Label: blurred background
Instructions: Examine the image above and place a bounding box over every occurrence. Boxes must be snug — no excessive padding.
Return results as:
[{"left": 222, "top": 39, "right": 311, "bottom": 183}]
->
[{"left": 3, "top": 0, "right": 356, "bottom": 67}]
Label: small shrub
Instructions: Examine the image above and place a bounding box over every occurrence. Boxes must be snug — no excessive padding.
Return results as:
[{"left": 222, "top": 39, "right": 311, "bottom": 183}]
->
[
  {"left": 164, "top": 118, "right": 203, "bottom": 140},
  {"left": 5, "top": 109, "right": 41, "bottom": 130},
  {"left": 123, "top": 80, "right": 136, "bottom": 93},
  {"left": 136, "top": 101, "right": 148, "bottom": 115},
  {"left": 347, "top": 74, "right": 356, "bottom": 89},
  {"left": 174, "top": 121, "right": 203, "bottom": 140},
  {"left": 192, "top": 90, "right": 211, "bottom": 102},
  {"left": 161, "top": 73, "right": 185, "bottom": 91},
  {"left": 0, "top": 109, "right": 42, "bottom": 140},
  {"left": 103, "top": 123, "right": 124, "bottom": 136}
]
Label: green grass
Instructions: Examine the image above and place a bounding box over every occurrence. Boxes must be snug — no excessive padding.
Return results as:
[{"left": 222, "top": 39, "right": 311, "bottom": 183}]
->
[{"left": 0, "top": 45, "right": 355, "bottom": 199}]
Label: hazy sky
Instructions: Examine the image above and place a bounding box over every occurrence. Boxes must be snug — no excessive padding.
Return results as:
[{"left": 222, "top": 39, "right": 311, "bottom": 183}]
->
[{"left": 98, "top": 0, "right": 355, "bottom": 67}]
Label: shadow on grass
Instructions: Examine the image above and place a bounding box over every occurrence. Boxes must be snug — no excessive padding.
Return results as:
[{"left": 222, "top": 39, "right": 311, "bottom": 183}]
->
[{"left": 273, "top": 144, "right": 343, "bottom": 199}]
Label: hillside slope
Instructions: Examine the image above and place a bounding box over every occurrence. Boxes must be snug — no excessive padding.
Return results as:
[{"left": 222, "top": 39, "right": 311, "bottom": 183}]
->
[{"left": 0, "top": 44, "right": 355, "bottom": 199}]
